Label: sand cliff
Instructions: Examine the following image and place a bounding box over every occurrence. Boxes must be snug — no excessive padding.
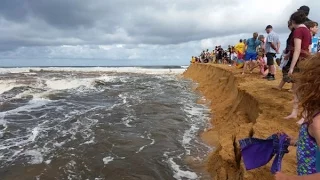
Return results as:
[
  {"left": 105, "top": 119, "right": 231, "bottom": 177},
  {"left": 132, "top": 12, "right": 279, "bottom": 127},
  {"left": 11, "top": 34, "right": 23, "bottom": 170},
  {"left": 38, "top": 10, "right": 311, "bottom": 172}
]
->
[{"left": 183, "top": 64, "right": 300, "bottom": 180}]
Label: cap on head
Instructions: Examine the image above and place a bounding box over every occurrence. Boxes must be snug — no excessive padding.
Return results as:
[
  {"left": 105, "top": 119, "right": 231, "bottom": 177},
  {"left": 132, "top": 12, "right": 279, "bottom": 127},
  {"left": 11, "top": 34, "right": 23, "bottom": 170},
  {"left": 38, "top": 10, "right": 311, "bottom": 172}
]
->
[
  {"left": 265, "top": 25, "right": 273, "bottom": 30},
  {"left": 297, "top": 5, "right": 310, "bottom": 16}
]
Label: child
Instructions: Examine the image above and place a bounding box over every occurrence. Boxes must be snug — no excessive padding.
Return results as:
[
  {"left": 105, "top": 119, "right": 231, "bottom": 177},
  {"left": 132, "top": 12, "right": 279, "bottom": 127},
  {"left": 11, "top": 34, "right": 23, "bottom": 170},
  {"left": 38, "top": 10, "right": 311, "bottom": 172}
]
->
[
  {"left": 257, "top": 53, "right": 268, "bottom": 76},
  {"left": 231, "top": 50, "right": 238, "bottom": 66},
  {"left": 275, "top": 55, "right": 320, "bottom": 179}
]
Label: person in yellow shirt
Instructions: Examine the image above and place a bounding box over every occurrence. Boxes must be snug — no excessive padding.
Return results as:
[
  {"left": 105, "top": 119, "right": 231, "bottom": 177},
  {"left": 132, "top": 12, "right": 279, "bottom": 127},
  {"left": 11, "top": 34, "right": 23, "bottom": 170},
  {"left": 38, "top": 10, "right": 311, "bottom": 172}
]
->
[
  {"left": 235, "top": 39, "right": 245, "bottom": 59},
  {"left": 211, "top": 50, "right": 216, "bottom": 63},
  {"left": 191, "top": 56, "right": 196, "bottom": 63}
]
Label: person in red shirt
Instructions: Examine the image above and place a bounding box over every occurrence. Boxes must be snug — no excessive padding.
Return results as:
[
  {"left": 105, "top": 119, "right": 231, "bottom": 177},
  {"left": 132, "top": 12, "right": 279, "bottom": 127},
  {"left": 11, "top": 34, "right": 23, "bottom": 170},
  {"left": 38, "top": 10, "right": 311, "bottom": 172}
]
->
[{"left": 284, "top": 11, "right": 311, "bottom": 120}]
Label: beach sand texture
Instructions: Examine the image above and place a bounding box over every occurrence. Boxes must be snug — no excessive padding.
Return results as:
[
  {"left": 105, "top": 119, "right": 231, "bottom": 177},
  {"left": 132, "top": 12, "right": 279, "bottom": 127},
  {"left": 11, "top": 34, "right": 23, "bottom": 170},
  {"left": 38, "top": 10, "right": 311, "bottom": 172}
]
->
[{"left": 184, "top": 63, "right": 299, "bottom": 180}]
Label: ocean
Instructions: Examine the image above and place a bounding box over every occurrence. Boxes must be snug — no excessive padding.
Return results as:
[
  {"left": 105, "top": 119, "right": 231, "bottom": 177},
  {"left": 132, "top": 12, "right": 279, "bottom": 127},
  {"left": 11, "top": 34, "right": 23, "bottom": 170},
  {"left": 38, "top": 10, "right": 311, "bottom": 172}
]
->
[{"left": 0, "top": 66, "right": 212, "bottom": 180}]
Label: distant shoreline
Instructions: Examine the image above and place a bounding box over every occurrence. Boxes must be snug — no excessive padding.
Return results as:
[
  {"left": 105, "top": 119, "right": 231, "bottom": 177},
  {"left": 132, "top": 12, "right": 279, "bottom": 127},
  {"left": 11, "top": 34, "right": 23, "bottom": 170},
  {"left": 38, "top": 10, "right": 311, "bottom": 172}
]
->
[{"left": 0, "top": 65, "right": 188, "bottom": 69}]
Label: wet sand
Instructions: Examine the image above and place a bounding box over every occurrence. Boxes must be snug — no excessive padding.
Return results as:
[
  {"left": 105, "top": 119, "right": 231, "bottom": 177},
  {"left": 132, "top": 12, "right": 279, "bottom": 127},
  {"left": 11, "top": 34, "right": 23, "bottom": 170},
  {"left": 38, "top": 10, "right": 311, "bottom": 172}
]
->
[{"left": 184, "top": 63, "right": 299, "bottom": 180}]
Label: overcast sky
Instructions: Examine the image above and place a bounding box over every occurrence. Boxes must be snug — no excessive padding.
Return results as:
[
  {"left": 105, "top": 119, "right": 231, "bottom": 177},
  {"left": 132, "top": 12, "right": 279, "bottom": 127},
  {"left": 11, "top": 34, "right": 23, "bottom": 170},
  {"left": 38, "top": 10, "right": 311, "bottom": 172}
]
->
[{"left": 0, "top": 0, "right": 319, "bottom": 66}]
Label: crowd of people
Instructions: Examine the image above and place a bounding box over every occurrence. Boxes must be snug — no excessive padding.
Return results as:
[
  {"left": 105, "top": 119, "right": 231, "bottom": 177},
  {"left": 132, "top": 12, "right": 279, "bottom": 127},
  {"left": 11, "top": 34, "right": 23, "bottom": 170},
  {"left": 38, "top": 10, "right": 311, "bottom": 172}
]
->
[
  {"left": 191, "top": 5, "right": 320, "bottom": 180},
  {"left": 191, "top": 7, "right": 319, "bottom": 82}
]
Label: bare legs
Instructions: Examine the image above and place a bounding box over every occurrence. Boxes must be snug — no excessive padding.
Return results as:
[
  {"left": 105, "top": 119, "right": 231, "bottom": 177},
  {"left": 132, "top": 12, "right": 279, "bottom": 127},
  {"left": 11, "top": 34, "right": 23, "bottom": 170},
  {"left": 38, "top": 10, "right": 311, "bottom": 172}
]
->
[
  {"left": 242, "top": 61, "right": 249, "bottom": 74},
  {"left": 284, "top": 83, "right": 299, "bottom": 119},
  {"left": 250, "top": 60, "right": 257, "bottom": 73},
  {"left": 242, "top": 60, "right": 258, "bottom": 74},
  {"left": 273, "top": 80, "right": 286, "bottom": 90}
]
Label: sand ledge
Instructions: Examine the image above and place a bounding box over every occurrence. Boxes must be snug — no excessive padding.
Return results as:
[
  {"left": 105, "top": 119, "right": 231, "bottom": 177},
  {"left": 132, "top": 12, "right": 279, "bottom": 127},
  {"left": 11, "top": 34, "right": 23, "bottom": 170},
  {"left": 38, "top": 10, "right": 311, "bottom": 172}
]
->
[{"left": 183, "top": 63, "right": 300, "bottom": 180}]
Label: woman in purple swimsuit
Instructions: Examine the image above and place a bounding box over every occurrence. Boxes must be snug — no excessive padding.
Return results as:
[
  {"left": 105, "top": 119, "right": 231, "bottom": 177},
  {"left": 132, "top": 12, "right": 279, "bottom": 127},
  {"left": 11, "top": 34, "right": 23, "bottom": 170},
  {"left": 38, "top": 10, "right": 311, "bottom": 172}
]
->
[{"left": 275, "top": 55, "right": 320, "bottom": 179}]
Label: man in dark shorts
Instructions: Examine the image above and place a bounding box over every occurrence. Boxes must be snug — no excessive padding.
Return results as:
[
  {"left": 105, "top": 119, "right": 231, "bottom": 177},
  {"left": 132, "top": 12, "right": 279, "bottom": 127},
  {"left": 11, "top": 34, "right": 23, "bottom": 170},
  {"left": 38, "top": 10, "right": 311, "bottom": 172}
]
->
[{"left": 265, "top": 25, "right": 280, "bottom": 81}]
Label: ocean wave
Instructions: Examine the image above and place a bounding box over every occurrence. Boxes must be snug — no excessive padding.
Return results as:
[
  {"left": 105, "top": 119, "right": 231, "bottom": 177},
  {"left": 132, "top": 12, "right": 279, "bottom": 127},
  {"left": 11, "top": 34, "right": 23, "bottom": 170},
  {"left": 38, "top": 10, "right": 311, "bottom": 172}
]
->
[{"left": 0, "top": 67, "right": 185, "bottom": 75}]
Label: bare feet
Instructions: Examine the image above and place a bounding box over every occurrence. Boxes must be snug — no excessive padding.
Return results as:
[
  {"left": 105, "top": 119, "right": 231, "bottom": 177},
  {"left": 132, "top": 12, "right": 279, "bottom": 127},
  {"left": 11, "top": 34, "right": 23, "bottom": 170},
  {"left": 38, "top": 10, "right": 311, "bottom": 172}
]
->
[
  {"left": 284, "top": 114, "right": 298, "bottom": 119},
  {"left": 297, "top": 118, "right": 305, "bottom": 125},
  {"left": 272, "top": 86, "right": 282, "bottom": 91}
]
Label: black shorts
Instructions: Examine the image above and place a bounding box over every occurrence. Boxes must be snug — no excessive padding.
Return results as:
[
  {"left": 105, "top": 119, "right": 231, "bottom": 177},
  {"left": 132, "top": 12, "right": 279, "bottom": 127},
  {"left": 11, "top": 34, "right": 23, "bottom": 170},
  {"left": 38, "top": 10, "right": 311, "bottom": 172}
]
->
[{"left": 266, "top": 53, "right": 276, "bottom": 65}]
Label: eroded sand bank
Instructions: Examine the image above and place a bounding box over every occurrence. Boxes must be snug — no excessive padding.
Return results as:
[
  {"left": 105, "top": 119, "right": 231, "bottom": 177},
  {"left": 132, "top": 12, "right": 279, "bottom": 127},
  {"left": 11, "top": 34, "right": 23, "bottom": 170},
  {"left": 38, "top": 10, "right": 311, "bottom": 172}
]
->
[{"left": 183, "top": 63, "right": 300, "bottom": 180}]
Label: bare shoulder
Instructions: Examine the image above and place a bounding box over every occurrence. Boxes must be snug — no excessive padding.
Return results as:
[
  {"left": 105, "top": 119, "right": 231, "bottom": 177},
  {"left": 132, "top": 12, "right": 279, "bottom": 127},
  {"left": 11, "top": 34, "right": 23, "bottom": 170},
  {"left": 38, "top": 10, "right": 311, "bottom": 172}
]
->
[
  {"left": 309, "top": 114, "right": 320, "bottom": 140},
  {"left": 311, "top": 114, "right": 320, "bottom": 128}
]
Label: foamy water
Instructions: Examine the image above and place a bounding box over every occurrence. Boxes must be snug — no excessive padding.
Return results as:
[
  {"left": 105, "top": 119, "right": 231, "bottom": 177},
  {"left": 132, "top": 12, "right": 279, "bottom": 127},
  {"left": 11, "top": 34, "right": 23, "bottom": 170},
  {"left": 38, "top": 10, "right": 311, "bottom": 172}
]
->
[
  {"left": 0, "top": 66, "right": 186, "bottom": 75},
  {"left": 0, "top": 66, "right": 211, "bottom": 180}
]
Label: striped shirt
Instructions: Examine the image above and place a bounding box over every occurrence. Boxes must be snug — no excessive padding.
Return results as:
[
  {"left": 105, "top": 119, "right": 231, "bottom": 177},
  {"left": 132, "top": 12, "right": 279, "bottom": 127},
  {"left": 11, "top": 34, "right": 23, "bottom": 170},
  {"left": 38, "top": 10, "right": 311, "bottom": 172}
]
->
[{"left": 265, "top": 31, "right": 280, "bottom": 54}]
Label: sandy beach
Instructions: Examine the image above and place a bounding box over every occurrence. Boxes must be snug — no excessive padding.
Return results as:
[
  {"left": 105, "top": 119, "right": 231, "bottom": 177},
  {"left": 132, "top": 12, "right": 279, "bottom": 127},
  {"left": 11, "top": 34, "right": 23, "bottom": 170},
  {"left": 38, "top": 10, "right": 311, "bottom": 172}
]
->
[{"left": 184, "top": 63, "right": 300, "bottom": 180}]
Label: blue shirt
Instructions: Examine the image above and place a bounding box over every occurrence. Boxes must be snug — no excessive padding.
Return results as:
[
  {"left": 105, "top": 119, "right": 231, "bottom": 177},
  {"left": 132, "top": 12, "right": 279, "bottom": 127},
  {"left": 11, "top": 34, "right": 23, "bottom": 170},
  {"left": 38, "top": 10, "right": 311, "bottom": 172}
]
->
[
  {"left": 311, "top": 37, "right": 319, "bottom": 54},
  {"left": 246, "top": 38, "right": 261, "bottom": 53}
]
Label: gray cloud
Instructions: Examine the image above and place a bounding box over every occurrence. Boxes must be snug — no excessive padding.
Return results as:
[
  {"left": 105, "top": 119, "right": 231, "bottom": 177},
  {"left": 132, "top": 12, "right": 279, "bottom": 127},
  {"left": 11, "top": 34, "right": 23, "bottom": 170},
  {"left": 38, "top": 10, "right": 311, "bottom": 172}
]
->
[{"left": 0, "top": 0, "right": 319, "bottom": 65}]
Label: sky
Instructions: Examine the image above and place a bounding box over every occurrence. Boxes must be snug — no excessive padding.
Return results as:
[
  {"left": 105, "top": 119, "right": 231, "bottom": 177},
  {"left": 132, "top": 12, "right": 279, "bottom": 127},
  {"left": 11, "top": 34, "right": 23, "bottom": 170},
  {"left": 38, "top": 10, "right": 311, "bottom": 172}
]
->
[{"left": 0, "top": 0, "right": 319, "bottom": 66}]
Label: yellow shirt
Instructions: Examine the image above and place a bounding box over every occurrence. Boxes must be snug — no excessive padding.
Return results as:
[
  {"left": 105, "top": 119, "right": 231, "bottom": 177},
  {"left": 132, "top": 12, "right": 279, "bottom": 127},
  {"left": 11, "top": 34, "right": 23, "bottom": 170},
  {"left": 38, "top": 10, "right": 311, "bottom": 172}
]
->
[
  {"left": 191, "top": 57, "right": 196, "bottom": 63},
  {"left": 235, "top": 42, "right": 245, "bottom": 54}
]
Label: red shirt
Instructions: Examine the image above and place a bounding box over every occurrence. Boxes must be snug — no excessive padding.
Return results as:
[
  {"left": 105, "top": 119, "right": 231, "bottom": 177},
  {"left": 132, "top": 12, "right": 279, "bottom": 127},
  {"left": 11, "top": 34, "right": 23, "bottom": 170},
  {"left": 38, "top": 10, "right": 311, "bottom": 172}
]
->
[{"left": 289, "top": 26, "right": 311, "bottom": 59}]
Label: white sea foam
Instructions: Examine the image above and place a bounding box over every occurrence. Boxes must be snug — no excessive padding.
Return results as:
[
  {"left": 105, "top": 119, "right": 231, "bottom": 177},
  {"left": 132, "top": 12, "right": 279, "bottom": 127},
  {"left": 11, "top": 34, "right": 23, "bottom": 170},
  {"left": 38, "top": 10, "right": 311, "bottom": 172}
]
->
[
  {"left": 0, "top": 101, "right": 101, "bottom": 166},
  {"left": 118, "top": 93, "right": 137, "bottom": 127},
  {"left": 24, "top": 149, "right": 43, "bottom": 164},
  {"left": 81, "top": 137, "right": 95, "bottom": 145},
  {"left": 0, "top": 98, "right": 51, "bottom": 116},
  {"left": 136, "top": 133, "right": 155, "bottom": 153},
  {"left": 102, "top": 156, "right": 114, "bottom": 164},
  {"left": 45, "top": 78, "right": 94, "bottom": 90},
  {"left": 0, "top": 67, "right": 186, "bottom": 75},
  {"left": 0, "top": 80, "right": 24, "bottom": 94},
  {"left": 167, "top": 157, "right": 198, "bottom": 180},
  {"left": 45, "top": 159, "right": 52, "bottom": 164},
  {"left": 29, "top": 127, "right": 40, "bottom": 142},
  {"left": 180, "top": 104, "right": 211, "bottom": 157}
]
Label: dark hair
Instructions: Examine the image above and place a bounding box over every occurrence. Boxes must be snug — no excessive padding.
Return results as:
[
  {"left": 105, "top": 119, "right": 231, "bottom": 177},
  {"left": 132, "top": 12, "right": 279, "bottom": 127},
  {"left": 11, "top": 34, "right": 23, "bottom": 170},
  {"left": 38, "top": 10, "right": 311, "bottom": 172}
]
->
[
  {"left": 298, "top": 5, "right": 310, "bottom": 16},
  {"left": 290, "top": 11, "right": 307, "bottom": 25},
  {"left": 287, "top": 20, "right": 292, "bottom": 27},
  {"left": 305, "top": 21, "right": 318, "bottom": 29}
]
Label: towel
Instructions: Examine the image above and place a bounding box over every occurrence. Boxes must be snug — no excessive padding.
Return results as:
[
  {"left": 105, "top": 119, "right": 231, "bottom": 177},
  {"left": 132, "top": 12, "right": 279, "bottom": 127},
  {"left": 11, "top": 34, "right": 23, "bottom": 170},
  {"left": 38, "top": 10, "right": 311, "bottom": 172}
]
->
[{"left": 239, "top": 133, "right": 290, "bottom": 174}]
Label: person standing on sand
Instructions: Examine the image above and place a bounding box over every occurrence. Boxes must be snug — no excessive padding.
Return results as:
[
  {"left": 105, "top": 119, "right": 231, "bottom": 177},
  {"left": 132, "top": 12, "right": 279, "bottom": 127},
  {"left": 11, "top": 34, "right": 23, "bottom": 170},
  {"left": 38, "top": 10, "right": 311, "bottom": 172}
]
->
[
  {"left": 265, "top": 25, "right": 280, "bottom": 81},
  {"left": 218, "top": 46, "right": 224, "bottom": 64},
  {"left": 284, "top": 11, "right": 311, "bottom": 120},
  {"left": 242, "top": 32, "right": 261, "bottom": 74},
  {"left": 235, "top": 39, "right": 245, "bottom": 60},
  {"left": 275, "top": 55, "right": 320, "bottom": 180},
  {"left": 274, "top": 21, "right": 295, "bottom": 91},
  {"left": 274, "top": 4, "right": 313, "bottom": 90},
  {"left": 211, "top": 50, "right": 216, "bottom": 63}
]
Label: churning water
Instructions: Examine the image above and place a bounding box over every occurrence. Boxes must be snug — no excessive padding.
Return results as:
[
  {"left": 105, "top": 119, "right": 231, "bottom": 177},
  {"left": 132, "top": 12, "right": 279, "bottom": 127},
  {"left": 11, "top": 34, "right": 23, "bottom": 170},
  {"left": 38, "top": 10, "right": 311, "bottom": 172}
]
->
[{"left": 0, "top": 67, "right": 212, "bottom": 180}]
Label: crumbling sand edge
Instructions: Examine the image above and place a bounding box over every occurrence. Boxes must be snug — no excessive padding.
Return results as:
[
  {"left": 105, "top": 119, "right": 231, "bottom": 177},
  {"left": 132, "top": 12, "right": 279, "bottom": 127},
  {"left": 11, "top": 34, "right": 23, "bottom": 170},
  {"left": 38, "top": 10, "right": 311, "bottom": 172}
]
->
[{"left": 183, "top": 63, "right": 299, "bottom": 180}]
